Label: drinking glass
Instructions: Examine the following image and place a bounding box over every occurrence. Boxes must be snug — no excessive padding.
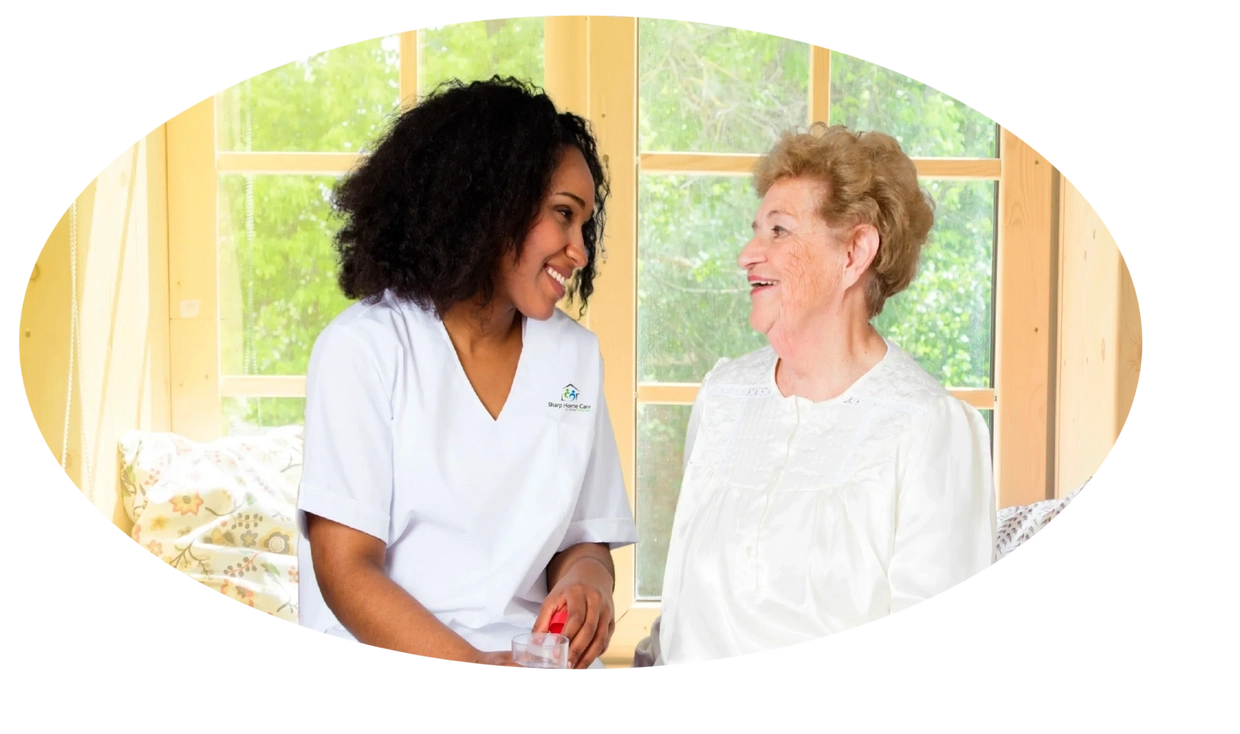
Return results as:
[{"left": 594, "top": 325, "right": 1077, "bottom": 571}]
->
[{"left": 511, "top": 632, "right": 570, "bottom": 669}]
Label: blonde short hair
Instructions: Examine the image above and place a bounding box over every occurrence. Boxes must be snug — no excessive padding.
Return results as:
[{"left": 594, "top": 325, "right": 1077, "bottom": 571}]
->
[{"left": 754, "top": 123, "right": 935, "bottom": 318}]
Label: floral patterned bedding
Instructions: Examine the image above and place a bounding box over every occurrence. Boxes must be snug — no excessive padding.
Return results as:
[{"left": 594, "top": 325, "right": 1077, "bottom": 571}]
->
[
  {"left": 995, "top": 480, "right": 1087, "bottom": 562},
  {"left": 118, "top": 426, "right": 303, "bottom": 622}
]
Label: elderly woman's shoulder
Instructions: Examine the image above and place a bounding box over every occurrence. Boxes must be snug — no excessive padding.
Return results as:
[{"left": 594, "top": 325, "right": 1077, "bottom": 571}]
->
[
  {"left": 879, "top": 343, "right": 989, "bottom": 430},
  {"left": 872, "top": 342, "right": 956, "bottom": 405}
]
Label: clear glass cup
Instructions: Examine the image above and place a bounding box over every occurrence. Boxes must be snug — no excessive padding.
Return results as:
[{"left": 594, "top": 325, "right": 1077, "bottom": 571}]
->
[{"left": 512, "top": 632, "right": 570, "bottom": 669}]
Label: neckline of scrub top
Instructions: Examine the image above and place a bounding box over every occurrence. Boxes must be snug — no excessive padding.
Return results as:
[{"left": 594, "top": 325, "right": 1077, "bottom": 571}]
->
[
  {"left": 766, "top": 336, "right": 895, "bottom": 409},
  {"left": 433, "top": 311, "right": 535, "bottom": 426}
]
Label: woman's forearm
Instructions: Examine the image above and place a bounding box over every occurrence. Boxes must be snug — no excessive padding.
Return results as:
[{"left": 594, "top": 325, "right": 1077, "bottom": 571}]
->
[
  {"left": 547, "top": 542, "right": 615, "bottom": 591},
  {"left": 315, "top": 551, "right": 480, "bottom": 662}
]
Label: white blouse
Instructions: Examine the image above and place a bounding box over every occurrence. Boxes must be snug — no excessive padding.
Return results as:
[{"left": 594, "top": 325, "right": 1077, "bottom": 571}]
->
[{"left": 654, "top": 339, "right": 996, "bottom": 665}]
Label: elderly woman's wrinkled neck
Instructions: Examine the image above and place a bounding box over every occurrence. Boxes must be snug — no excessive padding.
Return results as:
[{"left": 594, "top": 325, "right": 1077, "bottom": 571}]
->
[{"left": 771, "top": 316, "right": 887, "bottom": 403}]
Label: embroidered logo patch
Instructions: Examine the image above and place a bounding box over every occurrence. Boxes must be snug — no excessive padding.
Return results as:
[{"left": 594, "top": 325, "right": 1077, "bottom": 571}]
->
[{"left": 550, "top": 384, "right": 592, "bottom": 413}]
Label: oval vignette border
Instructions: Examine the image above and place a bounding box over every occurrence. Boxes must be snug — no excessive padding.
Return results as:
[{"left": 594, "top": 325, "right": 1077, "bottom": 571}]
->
[{"left": 21, "top": 11, "right": 1180, "bottom": 659}]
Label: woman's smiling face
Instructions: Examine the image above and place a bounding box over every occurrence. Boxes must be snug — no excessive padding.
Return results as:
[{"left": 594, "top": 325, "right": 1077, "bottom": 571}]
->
[
  {"left": 737, "top": 176, "right": 847, "bottom": 340},
  {"left": 497, "top": 146, "right": 596, "bottom": 321}
]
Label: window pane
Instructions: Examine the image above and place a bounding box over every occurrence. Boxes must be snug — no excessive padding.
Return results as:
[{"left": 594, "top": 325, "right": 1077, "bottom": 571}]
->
[
  {"left": 218, "top": 174, "right": 353, "bottom": 377},
  {"left": 222, "top": 397, "right": 306, "bottom": 436},
  {"left": 217, "top": 36, "right": 400, "bottom": 153},
  {"left": 636, "top": 403, "right": 692, "bottom": 600},
  {"left": 639, "top": 20, "right": 809, "bottom": 154},
  {"left": 637, "top": 174, "right": 766, "bottom": 383},
  {"left": 419, "top": 19, "right": 545, "bottom": 92},
  {"left": 876, "top": 180, "right": 996, "bottom": 388},
  {"left": 829, "top": 51, "right": 997, "bottom": 158}
]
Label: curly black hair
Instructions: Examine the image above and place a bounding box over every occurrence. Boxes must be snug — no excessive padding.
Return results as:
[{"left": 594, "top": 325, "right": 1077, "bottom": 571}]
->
[{"left": 331, "top": 76, "right": 609, "bottom": 317}]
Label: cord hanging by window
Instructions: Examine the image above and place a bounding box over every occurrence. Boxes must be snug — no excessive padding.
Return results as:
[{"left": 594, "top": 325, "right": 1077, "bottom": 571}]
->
[{"left": 59, "top": 200, "right": 92, "bottom": 502}]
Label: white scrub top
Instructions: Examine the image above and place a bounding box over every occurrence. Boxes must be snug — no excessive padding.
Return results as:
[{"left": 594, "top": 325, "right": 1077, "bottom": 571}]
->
[
  {"left": 295, "top": 290, "right": 637, "bottom": 653},
  {"left": 656, "top": 339, "right": 996, "bottom": 665}
]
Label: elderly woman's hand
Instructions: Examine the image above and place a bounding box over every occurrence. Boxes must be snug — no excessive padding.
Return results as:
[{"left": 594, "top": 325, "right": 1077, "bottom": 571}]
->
[{"left": 536, "top": 544, "right": 616, "bottom": 669}]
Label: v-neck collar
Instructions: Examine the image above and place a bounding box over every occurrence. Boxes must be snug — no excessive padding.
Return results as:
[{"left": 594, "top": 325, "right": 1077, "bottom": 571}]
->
[{"left": 434, "top": 311, "right": 534, "bottom": 426}]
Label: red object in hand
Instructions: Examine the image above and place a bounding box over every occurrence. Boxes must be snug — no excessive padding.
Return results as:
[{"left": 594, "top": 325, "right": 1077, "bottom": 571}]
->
[{"left": 549, "top": 608, "right": 568, "bottom": 635}]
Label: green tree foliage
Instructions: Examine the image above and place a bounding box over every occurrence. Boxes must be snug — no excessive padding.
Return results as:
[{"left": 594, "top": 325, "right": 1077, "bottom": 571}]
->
[{"left": 214, "top": 19, "right": 998, "bottom": 599}]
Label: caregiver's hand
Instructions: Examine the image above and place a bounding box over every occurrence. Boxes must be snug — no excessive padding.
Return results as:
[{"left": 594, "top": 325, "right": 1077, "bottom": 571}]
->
[{"left": 536, "top": 542, "right": 616, "bottom": 669}]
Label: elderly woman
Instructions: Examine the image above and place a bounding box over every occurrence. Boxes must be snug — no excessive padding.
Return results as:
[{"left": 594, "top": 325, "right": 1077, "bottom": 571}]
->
[{"left": 635, "top": 124, "right": 996, "bottom": 666}]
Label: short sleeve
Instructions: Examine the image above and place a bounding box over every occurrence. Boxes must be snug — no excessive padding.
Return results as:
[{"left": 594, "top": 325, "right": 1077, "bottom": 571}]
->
[
  {"left": 557, "top": 357, "right": 638, "bottom": 552},
  {"left": 888, "top": 395, "right": 997, "bottom": 614},
  {"left": 296, "top": 321, "right": 395, "bottom": 545}
]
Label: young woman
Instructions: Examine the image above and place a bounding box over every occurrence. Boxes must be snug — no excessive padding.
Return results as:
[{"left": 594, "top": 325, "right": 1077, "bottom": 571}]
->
[{"left": 296, "top": 77, "right": 636, "bottom": 669}]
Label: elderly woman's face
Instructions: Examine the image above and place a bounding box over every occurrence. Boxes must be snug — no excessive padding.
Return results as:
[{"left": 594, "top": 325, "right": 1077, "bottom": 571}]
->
[{"left": 738, "top": 177, "right": 846, "bottom": 338}]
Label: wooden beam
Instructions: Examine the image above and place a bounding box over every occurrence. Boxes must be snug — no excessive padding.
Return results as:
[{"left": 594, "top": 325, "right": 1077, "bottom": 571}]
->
[
  {"left": 640, "top": 152, "right": 1001, "bottom": 179},
  {"left": 809, "top": 45, "right": 831, "bottom": 126},
  {"left": 399, "top": 30, "right": 419, "bottom": 108},
  {"left": 216, "top": 152, "right": 360, "bottom": 175}
]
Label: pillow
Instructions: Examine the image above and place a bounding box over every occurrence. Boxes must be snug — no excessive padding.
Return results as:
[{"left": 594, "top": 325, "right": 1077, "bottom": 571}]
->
[
  {"left": 995, "top": 478, "right": 1088, "bottom": 561},
  {"left": 118, "top": 426, "right": 304, "bottom": 622}
]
